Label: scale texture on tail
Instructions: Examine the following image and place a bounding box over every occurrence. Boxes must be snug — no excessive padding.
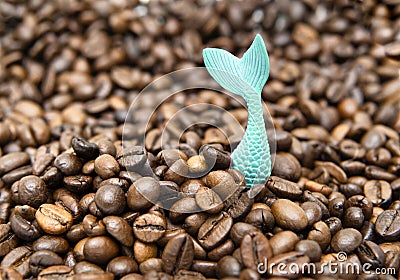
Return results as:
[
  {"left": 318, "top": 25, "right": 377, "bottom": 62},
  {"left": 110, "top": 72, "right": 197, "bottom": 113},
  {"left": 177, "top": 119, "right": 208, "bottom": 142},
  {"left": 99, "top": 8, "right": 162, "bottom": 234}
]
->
[{"left": 203, "top": 34, "right": 272, "bottom": 187}]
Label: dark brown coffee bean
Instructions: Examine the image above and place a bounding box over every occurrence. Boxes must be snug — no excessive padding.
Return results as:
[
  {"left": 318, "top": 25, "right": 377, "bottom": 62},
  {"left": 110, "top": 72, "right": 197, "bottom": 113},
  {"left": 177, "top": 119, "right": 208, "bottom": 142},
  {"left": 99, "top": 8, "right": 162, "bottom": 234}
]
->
[
  {"left": 198, "top": 212, "right": 233, "bottom": 250},
  {"left": 271, "top": 152, "right": 301, "bottom": 181},
  {"left": 230, "top": 222, "right": 260, "bottom": 246},
  {"left": 103, "top": 216, "right": 134, "bottom": 247},
  {"left": 269, "top": 230, "right": 299, "bottom": 256},
  {"left": 195, "top": 186, "right": 223, "bottom": 214},
  {"left": 205, "top": 170, "right": 239, "bottom": 199},
  {"left": 0, "top": 223, "right": 18, "bottom": 257},
  {"left": 73, "top": 261, "right": 104, "bottom": 274},
  {"left": 95, "top": 184, "right": 126, "bottom": 215},
  {"left": 307, "top": 221, "right": 331, "bottom": 250},
  {"left": 0, "top": 152, "right": 30, "bottom": 176},
  {"left": 32, "top": 236, "right": 69, "bottom": 254},
  {"left": 240, "top": 231, "right": 272, "bottom": 270},
  {"left": 29, "top": 250, "right": 63, "bottom": 276},
  {"left": 357, "top": 241, "right": 385, "bottom": 269},
  {"left": 36, "top": 204, "right": 73, "bottom": 235},
  {"left": 83, "top": 236, "right": 119, "bottom": 265},
  {"left": 216, "top": 256, "right": 241, "bottom": 278},
  {"left": 169, "top": 198, "right": 199, "bottom": 222},
  {"left": 331, "top": 228, "right": 363, "bottom": 253},
  {"left": 107, "top": 256, "right": 138, "bottom": 278},
  {"left": 364, "top": 180, "right": 392, "bottom": 207},
  {"left": 301, "top": 201, "right": 323, "bottom": 227},
  {"left": 345, "top": 195, "right": 373, "bottom": 221},
  {"left": 365, "top": 165, "right": 397, "bottom": 181},
  {"left": 12, "top": 175, "right": 48, "bottom": 208},
  {"left": 127, "top": 177, "right": 160, "bottom": 211},
  {"left": 207, "top": 239, "right": 235, "bottom": 261},
  {"left": 2, "top": 165, "right": 32, "bottom": 186},
  {"left": 37, "top": 265, "right": 74, "bottom": 279},
  {"left": 245, "top": 208, "right": 275, "bottom": 232},
  {"left": 139, "top": 258, "right": 163, "bottom": 274},
  {"left": 295, "top": 240, "right": 322, "bottom": 262},
  {"left": 94, "top": 154, "right": 120, "bottom": 179},
  {"left": 82, "top": 214, "right": 106, "bottom": 237},
  {"left": 54, "top": 153, "right": 82, "bottom": 175},
  {"left": 72, "top": 137, "right": 99, "bottom": 160},
  {"left": 133, "top": 213, "right": 166, "bottom": 243},
  {"left": 224, "top": 188, "right": 254, "bottom": 221},
  {"left": 266, "top": 176, "right": 302, "bottom": 200},
  {"left": 53, "top": 188, "right": 82, "bottom": 221},
  {"left": 162, "top": 233, "right": 194, "bottom": 275},
  {"left": 1, "top": 246, "right": 32, "bottom": 278},
  {"left": 10, "top": 214, "right": 41, "bottom": 241},
  {"left": 343, "top": 207, "right": 364, "bottom": 229},
  {"left": 63, "top": 175, "right": 93, "bottom": 193},
  {"left": 375, "top": 210, "right": 400, "bottom": 241},
  {"left": 271, "top": 199, "right": 308, "bottom": 231},
  {"left": 173, "top": 269, "right": 206, "bottom": 280}
]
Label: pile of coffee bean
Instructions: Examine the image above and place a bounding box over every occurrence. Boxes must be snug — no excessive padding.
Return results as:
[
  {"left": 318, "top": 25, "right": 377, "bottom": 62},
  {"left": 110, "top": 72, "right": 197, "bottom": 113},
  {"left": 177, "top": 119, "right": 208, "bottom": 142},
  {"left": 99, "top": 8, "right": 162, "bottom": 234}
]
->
[{"left": 0, "top": 0, "right": 400, "bottom": 279}]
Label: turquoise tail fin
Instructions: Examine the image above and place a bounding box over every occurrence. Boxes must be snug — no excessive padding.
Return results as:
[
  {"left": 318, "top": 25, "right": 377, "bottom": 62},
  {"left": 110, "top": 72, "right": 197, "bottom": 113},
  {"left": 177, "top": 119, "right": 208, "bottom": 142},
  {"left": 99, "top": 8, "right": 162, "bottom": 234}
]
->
[{"left": 202, "top": 34, "right": 270, "bottom": 97}]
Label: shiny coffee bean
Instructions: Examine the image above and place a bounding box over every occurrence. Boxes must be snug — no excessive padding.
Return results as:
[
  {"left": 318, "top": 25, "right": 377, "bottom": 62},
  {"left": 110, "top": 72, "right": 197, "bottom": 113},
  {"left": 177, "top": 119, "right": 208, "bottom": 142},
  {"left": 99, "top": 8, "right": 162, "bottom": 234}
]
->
[
  {"left": 54, "top": 153, "right": 82, "bottom": 175},
  {"left": 198, "top": 212, "right": 233, "bottom": 250},
  {"left": 375, "top": 210, "right": 400, "bottom": 241},
  {"left": 240, "top": 231, "right": 273, "bottom": 270},
  {"left": 331, "top": 228, "right": 363, "bottom": 253},
  {"left": 356, "top": 241, "right": 385, "bottom": 269},
  {"left": 107, "top": 256, "right": 138, "bottom": 278},
  {"left": 36, "top": 204, "right": 73, "bottom": 235},
  {"left": 133, "top": 213, "right": 166, "bottom": 243},
  {"left": 95, "top": 184, "right": 126, "bottom": 215},
  {"left": 32, "top": 235, "right": 69, "bottom": 254},
  {"left": 271, "top": 199, "right": 308, "bottom": 231},
  {"left": 83, "top": 236, "right": 119, "bottom": 265},
  {"left": 72, "top": 137, "right": 99, "bottom": 160},
  {"left": 12, "top": 175, "right": 48, "bottom": 208},
  {"left": 162, "top": 233, "right": 194, "bottom": 275},
  {"left": 103, "top": 216, "right": 134, "bottom": 247},
  {"left": 29, "top": 250, "right": 63, "bottom": 276},
  {"left": 127, "top": 177, "right": 160, "bottom": 211}
]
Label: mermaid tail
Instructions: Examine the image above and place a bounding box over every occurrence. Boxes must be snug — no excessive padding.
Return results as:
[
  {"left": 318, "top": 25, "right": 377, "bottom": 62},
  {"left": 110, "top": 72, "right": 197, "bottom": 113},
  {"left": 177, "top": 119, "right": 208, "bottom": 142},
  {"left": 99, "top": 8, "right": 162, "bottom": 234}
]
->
[{"left": 203, "top": 34, "right": 271, "bottom": 187}]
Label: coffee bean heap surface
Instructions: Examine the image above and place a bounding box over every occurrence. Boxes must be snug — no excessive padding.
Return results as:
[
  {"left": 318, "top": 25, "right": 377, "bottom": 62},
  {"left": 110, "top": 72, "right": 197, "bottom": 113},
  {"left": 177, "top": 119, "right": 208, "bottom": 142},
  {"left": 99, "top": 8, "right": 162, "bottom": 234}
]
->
[{"left": 0, "top": 0, "right": 400, "bottom": 279}]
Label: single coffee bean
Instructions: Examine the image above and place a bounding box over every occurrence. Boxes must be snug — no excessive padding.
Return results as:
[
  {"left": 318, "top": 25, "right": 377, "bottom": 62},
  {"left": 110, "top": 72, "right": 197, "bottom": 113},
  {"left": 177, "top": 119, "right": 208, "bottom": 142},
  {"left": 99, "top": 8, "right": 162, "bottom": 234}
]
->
[
  {"left": 127, "top": 177, "right": 160, "bottom": 211},
  {"left": 271, "top": 152, "right": 302, "bottom": 181},
  {"left": 271, "top": 199, "right": 308, "bottom": 231},
  {"left": 82, "top": 214, "right": 106, "bottom": 237},
  {"left": 1, "top": 246, "right": 32, "bottom": 278},
  {"left": 138, "top": 258, "right": 163, "bottom": 274},
  {"left": 342, "top": 207, "right": 364, "bottom": 229},
  {"left": 32, "top": 235, "right": 69, "bottom": 254},
  {"left": 29, "top": 250, "right": 63, "bottom": 276},
  {"left": 169, "top": 198, "right": 199, "bottom": 222},
  {"left": 83, "top": 236, "right": 119, "bottom": 265},
  {"left": 0, "top": 267, "right": 23, "bottom": 280},
  {"left": 205, "top": 170, "right": 239, "bottom": 199},
  {"left": 200, "top": 144, "right": 231, "bottom": 170},
  {"left": 53, "top": 188, "right": 82, "bottom": 221},
  {"left": 10, "top": 214, "right": 42, "bottom": 241},
  {"left": 307, "top": 221, "right": 331, "bottom": 250},
  {"left": 182, "top": 213, "right": 208, "bottom": 236},
  {"left": 107, "top": 256, "right": 138, "bottom": 278},
  {"left": 198, "top": 212, "right": 233, "bottom": 250},
  {"left": 356, "top": 241, "right": 386, "bottom": 269},
  {"left": 54, "top": 153, "right": 82, "bottom": 175},
  {"left": 134, "top": 240, "right": 157, "bottom": 263},
  {"left": 12, "top": 175, "right": 48, "bottom": 208},
  {"left": 360, "top": 221, "right": 376, "bottom": 242},
  {"left": 207, "top": 239, "right": 235, "bottom": 261},
  {"left": 63, "top": 175, "right": 93, "bottom": 193},
  {"left": 301, "top": 201, "right": 323, "bottom": 227},
  {"left": 0, "top": 223, "right": 18, "bottom": 257},
  {"left": 345, "top": 195, "right": 373, "bottom": 221},
  {"left": 0, "top": 152, "right": 30, "bottom": 176},
  {"left": 230, "top": 222, "right": 260, "bottom": 246},
  {"left": 191, "top": 260, "right": 217, "bottom": 278},
  {"left": 195, "top": 186, "right": 224, "bottom": 214},
  {"left": 266, "top": 176, "right": 302, "bottom": 200},
  {"left": 73, "top": 261, "right": 104, "bottom": 274},
  {"left": 2, "top": 165, "right": 32, "bottom": 186},
  {"left": 240, "top": 231, "right": 273, "bottom": 270},
  {"left": 95, "top": 184, "right": 126, "bottom": 215},
  {"left": 245, "top": 208, "right": 275, "bottom": 232},
  {"left": 364, "top": 180, "right": 392, "bottom": 207},
  {"left": 375, "top": 210, "right": 400, "bottom": 241},
  {"left": 71, "top": 137, "right": 99, "bottom": 160},
  {"left": 295, "top": 240, "right": 322, "bottom": 262},
  {"left": 103, "top": 216, "right": 134, "bottom": 247},
  {"left": 331, "top": 228, "right": 363, "bottom": 253},
  {"left": 133, "top": 213, "right": 166, "bottom": 243},
  {"left": 94, "top": 154, "right": 120, "bottom": 179},
  {"left": 37, "top": 265, "right": 74, "bottom": 279},
  {"left": 162, "top": 233, "right": 194, "bottom": 275},
  {"left": 216, "top": 256, "right": 241, "bottom": 278},
  {"left": 36, "top": 204, "right": 73, "bottom": 235},
  {"left": 269, "top": 230, "right": 299, "bottom": 256}
]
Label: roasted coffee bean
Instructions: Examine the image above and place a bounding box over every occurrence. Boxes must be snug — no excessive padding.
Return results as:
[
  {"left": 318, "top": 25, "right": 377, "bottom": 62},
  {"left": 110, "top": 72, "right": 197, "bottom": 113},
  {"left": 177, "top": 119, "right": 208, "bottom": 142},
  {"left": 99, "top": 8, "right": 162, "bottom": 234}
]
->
[
  {"left": 342, "top": 207, "right": 364, "bottom": 229},
  {"left": 345, "top": 195, "right": 373, "bottom": 221},
  {"left": 12, "top": 175, "right": 48, "bottom": 208},
  {"left": 37, "top": 265, "right": 74, "bottom": 279},
  {"left": 271, "top": 152, "right": 301, "bottom": 181},
  {"left": 207, "top": 239, "right": 235, "bottom": 261},
  {"left": 308, "top": 221, "right": 331, "bottom": 250},
  {"left": 230, "top": 222, "right": 260, "bottom": 246},
  {"left": 94, "top": 154, "right": 120, "bottom": 179},
  {"left": 83, "top": 236, "right": 119, "bottom": 265},
  {"left": 364, "top": 180, "right": 392, "bottom": 207},
  {"left": 216, "top": 256, "right": 241, "bottom": 278},
  {"left": 32, "top": 235, "right": 69, "bottom": 254},
  {"left": 1, "top": 246, "right": 32, "bottom": 278},
  {"left": 195, "top": 186, "right": 224, "bottom": 214},
  {"left": 245, "top": 208, "right": 275, "bottom": 232},
  {"left": 271, "top": 199, "right": 308, "bottom": 231},
  {"left": 164, "top": 159, "right": 188, "bottom": 185},
  {"left": 107, "top": 256, "right": 138, "bottom": 278},
  {"left": 29, "top": 250, "right": 63, "bottom": 276},
  {"left": 72, "top": 137, "right": 99, "bottom": 160},
  {"left": 134, "top": 240, "right": 157, "bottom": 263},
  {"left": 295, "top": 240, "right": 322, "bottom": 262},
  {"left": 138, "top": 258, "right": 163, "bottom": 274},
  {"left": 267, "top": 251, "right": 310, "bottom": 278},
  {"left": 162, "top": 233, "right": 194, "bottom": 274},
  {"left": 127, "top": 177, "right": 160, "bottom": 211},
  {"left": 331, "top": 228, "right": 363, "bottom": 253},
  {"left": 95, "top": 184, "right": 126, "bottom": 215},
  {"left": 54, "top": 153, "right": 82, "bottom": 175},
  {"left": 266, "top": 176, "right": 302, "bottom": 200},
  {"left": 269, "top": 230, "right": 299, "bottom": 256},
  {"left": 36, "top": 204, "right": 73, "bottom": 235},
  {"left": 205, "top": 170, "right": 239, "bottom": 199},
  {"left": 356, "top": 241, "right": 385, "bottom": 269},
  {"left": 103, "top": 216, "right": 134, "bottom": 247},
  {"left": 301, "top": 201, "right": 323, "bottom": 227},
  {"left": 0, "top": 223, "right": 18, "bottom": 257},
  {"left": 82, "top": 214, "right": 106, "bottom": 237},
  {"left": 0, "top": 152, "right": 30, "bottom": 176},
  {"left": 191, "top": 260, "right": 217, "bottom": 278},
  {"left": 0, "top": 267, "right": 23, "bottom": 280},
  {"left": 10, "top": 214, "right": 41, "bottom": 241},
  {"left": 182, "top": 213, "right": 207, "bottom": 236},
  {"left": 133, "top": 213, "right": 166, "bottom": 243},
  {"left": 375, "top": 210, "right": 400, "bottom": 241},
  {"left": 169, "top": 198, "right": 199, "bottom": 222},
  {"left": 63, "top": 175, "right": 93, "bottom": 193},
  {"left": 73, "top": 261, "right": 104, "bottom": 274},
  {"left": 200, "top": 144, "right": 231, "bottom": 170},
  {"left": 53, "top": 188, "right": 82, "bottom": 221},
  {"left": 240, "top": 231, "right": 272, "bottom": 270},
  {"left": 225, "top": 188, "right": 254, "bottom": 220},
  {"left": 198, "top": 212, "right": 233, "bottom": 250},
  {"left": 2, "top": 165, "right": 32, "bottom": 186}
]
